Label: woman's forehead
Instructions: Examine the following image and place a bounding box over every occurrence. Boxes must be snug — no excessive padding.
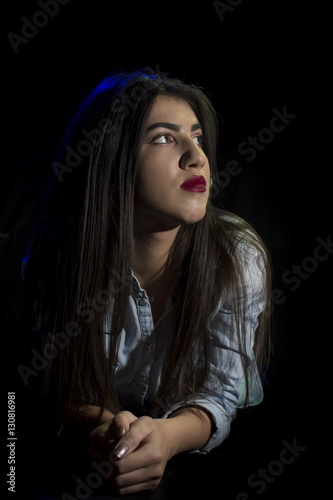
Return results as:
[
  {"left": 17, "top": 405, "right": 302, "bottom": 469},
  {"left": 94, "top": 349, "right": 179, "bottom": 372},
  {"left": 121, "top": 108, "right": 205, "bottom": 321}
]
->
[{"left": 146, "top": 96, "right": 199, "bottom": 128}]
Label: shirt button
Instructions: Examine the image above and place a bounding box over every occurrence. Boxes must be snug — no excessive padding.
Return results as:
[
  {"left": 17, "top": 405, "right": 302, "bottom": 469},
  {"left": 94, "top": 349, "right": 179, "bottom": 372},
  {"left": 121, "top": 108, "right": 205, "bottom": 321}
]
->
[
  {"left": 138, "top": 299, "right": 147, "bottom": 306},
  {"left": 145, "top": 343, "right": 153, "bottom": 350}
]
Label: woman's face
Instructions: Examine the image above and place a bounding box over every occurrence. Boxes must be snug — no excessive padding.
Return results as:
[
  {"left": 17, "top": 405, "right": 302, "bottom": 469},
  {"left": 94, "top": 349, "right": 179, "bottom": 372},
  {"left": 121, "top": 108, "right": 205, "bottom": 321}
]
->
[{"left": 134, "top": 96, "right": 211, "bottom": 231}]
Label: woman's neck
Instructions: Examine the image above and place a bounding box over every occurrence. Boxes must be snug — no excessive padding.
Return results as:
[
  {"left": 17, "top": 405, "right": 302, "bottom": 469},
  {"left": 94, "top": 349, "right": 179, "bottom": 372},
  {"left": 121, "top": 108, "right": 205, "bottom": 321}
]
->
[{"left": 131, "top": 226, "right": 180, "bottom": 288}]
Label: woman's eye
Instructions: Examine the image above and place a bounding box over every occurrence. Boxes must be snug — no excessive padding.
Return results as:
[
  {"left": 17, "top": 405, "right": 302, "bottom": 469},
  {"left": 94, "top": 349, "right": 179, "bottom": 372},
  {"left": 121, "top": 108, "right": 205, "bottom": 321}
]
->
[
  {"left": 150, "top": 133, "right": 174, "bottom": 144},
  {"left": 149, "top": 133, "right": 205, "bottom": 147},
  {"left": 193, "top": 135, "right": 204, "bottom": 147}
]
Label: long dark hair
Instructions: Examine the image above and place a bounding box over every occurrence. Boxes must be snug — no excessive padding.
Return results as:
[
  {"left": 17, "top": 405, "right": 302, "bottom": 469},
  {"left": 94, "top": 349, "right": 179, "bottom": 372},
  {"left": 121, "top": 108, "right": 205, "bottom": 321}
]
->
[{"left": 21, "top": 68, "right": 271, "bottom": 435}]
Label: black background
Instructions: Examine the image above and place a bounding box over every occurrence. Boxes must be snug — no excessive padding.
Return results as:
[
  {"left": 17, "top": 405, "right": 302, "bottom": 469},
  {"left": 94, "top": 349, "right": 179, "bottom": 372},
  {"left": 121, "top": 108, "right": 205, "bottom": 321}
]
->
[{"left": 1, "top": 0, "right": 329, "bottom": 498}]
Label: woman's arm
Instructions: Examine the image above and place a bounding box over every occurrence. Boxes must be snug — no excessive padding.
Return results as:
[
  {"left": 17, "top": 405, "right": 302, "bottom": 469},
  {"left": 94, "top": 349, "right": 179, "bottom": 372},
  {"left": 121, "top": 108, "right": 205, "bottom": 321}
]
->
[{"left": 148, "top": 406, "right": 214, "bottom": 458}]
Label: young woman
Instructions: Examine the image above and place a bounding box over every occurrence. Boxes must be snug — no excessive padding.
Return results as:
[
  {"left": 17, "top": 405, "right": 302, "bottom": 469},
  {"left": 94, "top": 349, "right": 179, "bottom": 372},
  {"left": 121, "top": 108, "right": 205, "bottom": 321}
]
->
[{"left": 22, "top": 69, "right": 271, "bottom": 495}]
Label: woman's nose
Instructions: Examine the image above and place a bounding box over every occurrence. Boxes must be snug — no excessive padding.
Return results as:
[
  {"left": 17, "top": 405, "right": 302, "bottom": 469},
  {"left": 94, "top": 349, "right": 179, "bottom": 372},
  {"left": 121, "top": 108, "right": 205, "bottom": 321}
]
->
[{"left": 179, "top": 141, "right": 207, "bottom": 170}]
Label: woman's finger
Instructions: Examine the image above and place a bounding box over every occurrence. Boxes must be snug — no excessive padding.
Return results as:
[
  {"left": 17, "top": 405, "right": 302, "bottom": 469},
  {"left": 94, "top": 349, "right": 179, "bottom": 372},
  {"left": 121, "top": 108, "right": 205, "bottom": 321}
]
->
[
  {"left": 109, "top": 410, "right": 137, "bottom": 437},
  {"left": 111, "top": 416, "right": 155, "bottom": 462},
  {"left": 89, "top": 411, "right": 139, "bottom": 463},
  {"left": 110, "top": 443, "right": 164, "bottom": 495}
]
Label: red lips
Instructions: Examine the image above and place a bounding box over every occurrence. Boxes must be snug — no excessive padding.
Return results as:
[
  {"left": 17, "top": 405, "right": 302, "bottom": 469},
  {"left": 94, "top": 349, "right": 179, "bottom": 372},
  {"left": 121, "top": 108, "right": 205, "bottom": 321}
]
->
[{"left": 180, "top": 175, "right": 207, "bottom": 192}]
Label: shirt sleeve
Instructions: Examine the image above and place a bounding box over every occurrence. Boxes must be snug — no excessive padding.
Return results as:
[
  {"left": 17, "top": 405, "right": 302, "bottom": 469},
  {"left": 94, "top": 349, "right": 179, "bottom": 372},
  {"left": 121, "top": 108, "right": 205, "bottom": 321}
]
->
[{"left": 161, "top": 242, "right": 267, "bottom": 454}]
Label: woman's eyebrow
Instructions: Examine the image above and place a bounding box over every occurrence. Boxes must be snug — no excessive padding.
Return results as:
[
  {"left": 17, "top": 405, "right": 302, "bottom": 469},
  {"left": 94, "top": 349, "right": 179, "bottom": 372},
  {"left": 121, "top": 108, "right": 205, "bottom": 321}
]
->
[{"left": 145, "top": 122, "right": 203, "bottom": 134}]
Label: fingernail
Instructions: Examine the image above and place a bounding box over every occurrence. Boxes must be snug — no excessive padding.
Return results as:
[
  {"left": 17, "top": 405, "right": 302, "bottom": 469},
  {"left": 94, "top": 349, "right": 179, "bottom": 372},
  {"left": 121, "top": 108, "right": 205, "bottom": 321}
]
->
[
  {"left": 113, "top": 444, "right": 129, "bottom": 460},
  {"left": 116, "top": 425, "right": 126, "bottom": 437}
]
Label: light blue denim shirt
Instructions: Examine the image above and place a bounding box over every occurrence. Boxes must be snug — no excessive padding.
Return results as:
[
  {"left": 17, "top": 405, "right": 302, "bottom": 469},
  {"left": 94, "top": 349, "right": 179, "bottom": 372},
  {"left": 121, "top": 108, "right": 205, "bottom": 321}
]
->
[
  {"left": 22, "top": 228, "right": 266, "bottom": 454},
  {"left": 104, "top": 241, "right": 266, "bottom": 454}
]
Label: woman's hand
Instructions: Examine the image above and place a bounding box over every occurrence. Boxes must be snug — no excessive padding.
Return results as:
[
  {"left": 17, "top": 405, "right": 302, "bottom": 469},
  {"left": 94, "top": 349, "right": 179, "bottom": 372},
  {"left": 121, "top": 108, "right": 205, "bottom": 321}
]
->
[
  {"left": 88, "top": 407, "right": 213, "bottom": 495},
  {"left": 88, "top": 410, "right": 137, "bottom": 463},
  {"left": 89, "top": 412, "right": 173, "bottom": 495},
  {"left": 111, "top": 416, "right": 173, "bottom": 495}
]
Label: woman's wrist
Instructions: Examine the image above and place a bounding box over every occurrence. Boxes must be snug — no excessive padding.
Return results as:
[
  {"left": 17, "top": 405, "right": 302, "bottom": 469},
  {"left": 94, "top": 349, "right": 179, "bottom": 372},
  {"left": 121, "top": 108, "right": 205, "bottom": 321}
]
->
[{"left": 155, "top": 407, "right": 213, "bottom": 459}]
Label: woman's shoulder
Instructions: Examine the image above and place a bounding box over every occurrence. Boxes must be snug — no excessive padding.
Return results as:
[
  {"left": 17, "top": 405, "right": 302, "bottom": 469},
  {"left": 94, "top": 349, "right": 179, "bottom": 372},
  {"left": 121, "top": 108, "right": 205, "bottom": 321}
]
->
[
  {"left": 212, "top": 208, "right": 265, "bottom": 257},
  {"left": 210, "top": 208, "right": 268, "bottom": 312},
  {"left": 211, "top": 207, "right": 269, "bottom": 293}
]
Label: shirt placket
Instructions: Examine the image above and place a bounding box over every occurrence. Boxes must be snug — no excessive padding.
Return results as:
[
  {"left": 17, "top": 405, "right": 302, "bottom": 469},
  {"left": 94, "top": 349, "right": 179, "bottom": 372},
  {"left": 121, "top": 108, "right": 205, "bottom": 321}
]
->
[{"left": 133, "top": 283, "right": 156, "bottom": 409}]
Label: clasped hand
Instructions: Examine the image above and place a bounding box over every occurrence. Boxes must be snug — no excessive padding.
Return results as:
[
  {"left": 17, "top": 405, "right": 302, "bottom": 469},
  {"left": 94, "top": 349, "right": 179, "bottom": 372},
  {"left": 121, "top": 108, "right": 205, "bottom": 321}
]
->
[{"left": 88, "top": 410, "right": 172, "bottom": 495}]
